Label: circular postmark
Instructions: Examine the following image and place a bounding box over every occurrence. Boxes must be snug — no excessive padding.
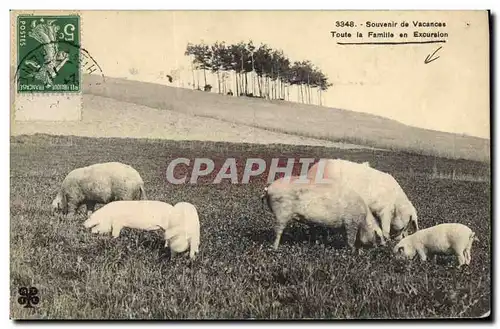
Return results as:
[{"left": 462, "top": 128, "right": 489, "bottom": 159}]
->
[{"left": 15, "top": 40, "right": 105, "bottom": 93}]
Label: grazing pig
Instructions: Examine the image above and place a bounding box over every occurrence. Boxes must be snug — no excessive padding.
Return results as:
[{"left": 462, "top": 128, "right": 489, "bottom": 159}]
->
[
  {"left": 263, "top": 176, "right": 385, "bottom": 251},
  {"left": 52, "top": 162, "right": 147, "bottom": 217},
  {"left": 307, "top": 159, "right": 419, "bottom": 241},
  {"left": 83, "top": 200, "right": 173, "bottom": 238},
  {"left": 163, "top": 202, "right": 201, "bottom": 260},
  {"left": 393, "top": 223, "right": 478, "bottom": 267}
]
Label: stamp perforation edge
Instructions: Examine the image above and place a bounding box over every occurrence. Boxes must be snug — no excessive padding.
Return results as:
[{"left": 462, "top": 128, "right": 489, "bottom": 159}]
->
[
  {"left": 12, "top": 11, "right": 83, "bottom": 95},
  {"left": 11, "top": 11, "right": 87, "bottom": 97}
]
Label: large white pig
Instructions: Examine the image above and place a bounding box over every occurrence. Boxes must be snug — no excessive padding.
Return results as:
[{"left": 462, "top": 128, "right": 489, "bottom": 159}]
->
[
  {"left": 263, "top": 176, "right": 385, "bottom": 251},
  {"left": 307, "top": 159, "right": 418, "bottom": 241},
  {"left": 52, "top": 162, "right": 147, "bottom": 217}
]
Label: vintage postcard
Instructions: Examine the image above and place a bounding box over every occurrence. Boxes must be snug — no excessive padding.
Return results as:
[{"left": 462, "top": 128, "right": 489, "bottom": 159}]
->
[{"left": 10, "top": 10, "right": 491, "bottom": 320}]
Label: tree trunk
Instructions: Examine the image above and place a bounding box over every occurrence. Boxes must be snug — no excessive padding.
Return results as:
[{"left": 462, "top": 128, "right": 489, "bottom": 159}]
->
[
  {"left": 277, "top": 69, "right": 280, "bottom": 99},
  {"left": 267, "top": 77, "right": 270, "bottom": 99},
  {"left": 216, "top": 71, "right": 220, "bottom": 93},
  {"left": 235, "top": 72, "right": 239, "bottom": 96},
  {"left": 241, "top": 57, "right": 244, "bottom": 94},
  {"left": 244, "top": 72, "right": 248, "bottom": 95},
  {"left": 264, "top": 76, "right": 267, "bottom": 98},
  {"left": 257, "top": 75, "right": 262, "bottom": 97},
  {"left": 251, "top": 72, "right": 255, "bottom": 95},
  {"left": 191, "top": 64, "right": 196, "bottom": 89},
  {"left": 203, "top": 68, "right": 207, "bottom": 87}
]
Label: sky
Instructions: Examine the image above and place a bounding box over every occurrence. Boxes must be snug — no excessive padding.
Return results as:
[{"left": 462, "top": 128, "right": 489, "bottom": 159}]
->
[{"left": 81, "top": 10, "right": 489, "bottom": 139}]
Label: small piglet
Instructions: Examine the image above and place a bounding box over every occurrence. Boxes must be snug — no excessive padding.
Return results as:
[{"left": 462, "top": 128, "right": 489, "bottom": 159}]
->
[{"left": 393, "top": 223, "right": 478, "bottom": 267}]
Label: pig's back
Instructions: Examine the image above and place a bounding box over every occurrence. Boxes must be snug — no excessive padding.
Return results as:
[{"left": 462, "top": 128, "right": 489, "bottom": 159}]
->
[
  {"left": 292, "top": 182, "right": 367, "bottom": 226},
  {"left": 105, "top": 200, "right": 172, "bottom": 228}
]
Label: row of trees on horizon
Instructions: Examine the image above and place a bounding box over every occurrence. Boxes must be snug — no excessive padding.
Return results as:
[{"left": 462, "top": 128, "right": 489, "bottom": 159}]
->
[{"left": 184, "top": 40, "right": 333, "bottom": 106}]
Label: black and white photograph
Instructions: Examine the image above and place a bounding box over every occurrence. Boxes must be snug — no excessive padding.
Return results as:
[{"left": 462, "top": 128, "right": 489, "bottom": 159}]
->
[{"left": 9, "top": 9, "right": 491, "bottom": 320}]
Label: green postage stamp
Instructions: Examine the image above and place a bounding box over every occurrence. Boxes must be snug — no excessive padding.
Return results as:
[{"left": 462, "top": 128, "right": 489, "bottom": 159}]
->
[{"left": 16, "top": 15, "right": 81, "bottom": 93}]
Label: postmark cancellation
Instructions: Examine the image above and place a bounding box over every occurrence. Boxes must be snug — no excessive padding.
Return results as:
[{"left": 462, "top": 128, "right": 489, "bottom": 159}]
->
[
  {"left": 13, "top": 13, "right": 89, "bottom": 121},
  {"left": 17, "top": 15, "right": 81, "bottom": 93}
]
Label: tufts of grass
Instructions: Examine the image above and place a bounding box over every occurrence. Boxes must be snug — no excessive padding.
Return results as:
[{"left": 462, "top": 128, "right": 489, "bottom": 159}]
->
[{"left": 10, "top": 135, "right": 491, "bottom": 319}]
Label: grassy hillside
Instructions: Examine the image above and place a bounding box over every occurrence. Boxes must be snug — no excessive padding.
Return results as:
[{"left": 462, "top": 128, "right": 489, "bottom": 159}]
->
[
  {"left": 11, "top": 95, "right": 370, "bottom": 150},
  {"left": 83, "top": 75, "right": 490, "bottom": 162}
]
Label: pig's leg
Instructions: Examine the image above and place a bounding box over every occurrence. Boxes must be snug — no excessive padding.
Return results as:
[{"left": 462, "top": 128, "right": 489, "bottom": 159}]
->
[
  {"left": 456, "top": 250, "right": 466, "bottom": 268},
  {"left": 416, "top": 248, "right": 427, "bottom": 262},
  {"left": 463, "top": 249, "right": 471, "bottom": 265},
  {"left": 344, "top": 222, "right": 358, "bottom": 252},
  {"left": 111, "top": 224, "right": 122, "bottom": 238},
  {"left": 378, "top": 207, "right": 393, "bottom": 241},
  {"left": 163, "top": 239, "right": 175, "bottom": 260},
  {"left": 273, "top": 217, "right": 289, "bottom": 250},
  {"left": 189, "top": 238, "right": 199, "bottom": 260},
  {"left": 464, "top": 241, "right": 473, "bottom": 265},
  {"left": 66, "top": 202, "right": 78, "bottom": 219},
  {"left": 464, "top": 245, "right": 471, "bottom": 265}
]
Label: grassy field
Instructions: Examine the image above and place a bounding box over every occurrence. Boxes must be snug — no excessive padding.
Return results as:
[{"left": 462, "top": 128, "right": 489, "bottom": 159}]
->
[
  {"left": 10, "top": 134, "right": 490, "bottom": 319},
  {"left": 83, "top": 75, "right": 490, "bottom": 162}
]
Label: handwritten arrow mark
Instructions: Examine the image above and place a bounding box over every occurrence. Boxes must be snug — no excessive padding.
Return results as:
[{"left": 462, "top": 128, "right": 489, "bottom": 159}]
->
[{"left": 425, "top": 46, "right": 442, "bottom": 64}]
